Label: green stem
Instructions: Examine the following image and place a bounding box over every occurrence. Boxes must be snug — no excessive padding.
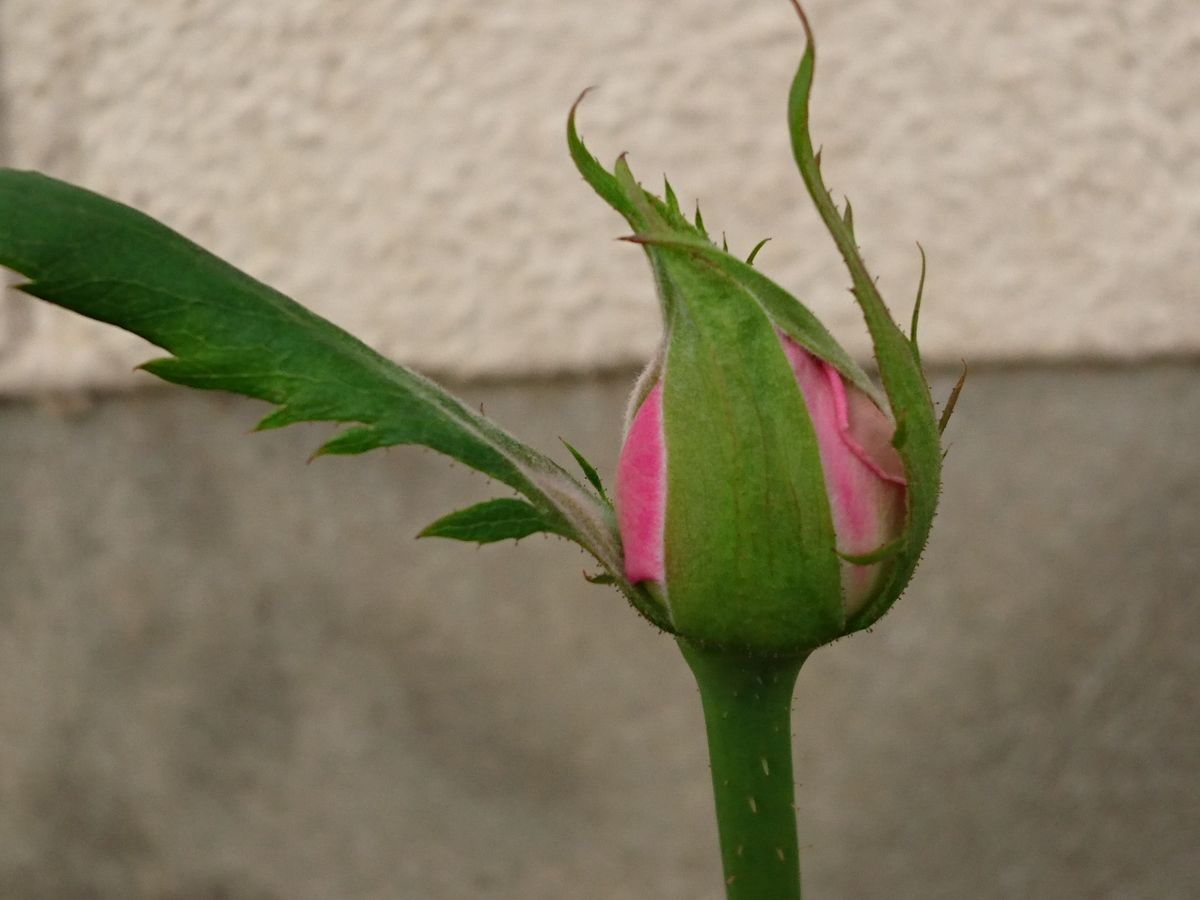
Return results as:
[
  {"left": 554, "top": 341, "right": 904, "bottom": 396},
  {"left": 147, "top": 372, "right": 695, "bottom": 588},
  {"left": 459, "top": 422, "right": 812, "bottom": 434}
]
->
[{"left": 680, "top": 640, "right": 807, "bottom": 900}]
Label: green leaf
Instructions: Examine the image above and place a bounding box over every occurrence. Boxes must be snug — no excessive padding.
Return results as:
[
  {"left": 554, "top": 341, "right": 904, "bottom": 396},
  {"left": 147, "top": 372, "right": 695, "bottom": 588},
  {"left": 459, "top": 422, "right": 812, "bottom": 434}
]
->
[
  {"left": 785, "top": 3, "right": 944, "bottom": 633},
  {"left": 0, "top": 168, "right": 672, "bottom": 632},
  {"left": 420, "top": 498, "right": 569, "bottom": 544}
]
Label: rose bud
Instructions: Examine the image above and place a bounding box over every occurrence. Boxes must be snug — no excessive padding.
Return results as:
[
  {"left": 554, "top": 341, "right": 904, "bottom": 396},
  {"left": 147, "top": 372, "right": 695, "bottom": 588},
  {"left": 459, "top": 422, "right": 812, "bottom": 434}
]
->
[
  {"left": 569, "top": 90, "right": 948, "bottom": 656},
  {"left": 618, "top": 332, "right": 908, "bottom": 636}
]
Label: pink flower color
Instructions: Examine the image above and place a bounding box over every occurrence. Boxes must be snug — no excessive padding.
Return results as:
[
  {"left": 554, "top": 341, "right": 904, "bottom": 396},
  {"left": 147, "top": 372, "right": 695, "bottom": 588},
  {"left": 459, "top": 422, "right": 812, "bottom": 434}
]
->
[
  {"left": 615, "top": 339, "right": 906, "bottom": 615},
  {"left": 616, "top": 381, "right": 667, "bottom": 584},
  {"left": 780, "top": 336, "right": 906, "bottom": 613}
]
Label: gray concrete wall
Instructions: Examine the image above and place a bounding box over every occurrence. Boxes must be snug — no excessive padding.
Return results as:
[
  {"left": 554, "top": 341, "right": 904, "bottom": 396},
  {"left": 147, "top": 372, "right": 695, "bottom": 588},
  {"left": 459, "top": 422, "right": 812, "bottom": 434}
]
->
[{"left": 2, "top": 364, "right": 1198, "bottom": 899}]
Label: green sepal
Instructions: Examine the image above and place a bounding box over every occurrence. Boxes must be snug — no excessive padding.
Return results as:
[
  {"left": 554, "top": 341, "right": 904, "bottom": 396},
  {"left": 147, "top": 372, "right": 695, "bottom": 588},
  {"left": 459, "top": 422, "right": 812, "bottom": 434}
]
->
[
  {"left": 622, "top": 233, "right": 886, "bottom": 409},
  {"left": 573, "top": 106, "right": 884, "bottom": 409},
  {"left": 419, "top": 498, "right": 570, "bottom": 544},
  {"left": 567, "top": 90, "right": 640, "bottom": 225},
  {"left": 663, "top": 177, "right": 681, "bottom": 216},
  {"left": 569, "top": 97, "right": 705, "bottom": 244},
  {"left": 745, "top": 237, "right": 771, "bottom": 266},
  {"left": 561, "top": 438, "right": 608, "bottom": 502},
  {"left": 653, "top": 244, "right": 845, "bottom": 653},
  {"left": 939, "top": 363, "right": 968, "bottom": 435},
  {"left": 909, "top": 241, "right": 927, "bottom": 363},
  {"left": 785, "top": 5, "right": 943, "bottom": 633}
]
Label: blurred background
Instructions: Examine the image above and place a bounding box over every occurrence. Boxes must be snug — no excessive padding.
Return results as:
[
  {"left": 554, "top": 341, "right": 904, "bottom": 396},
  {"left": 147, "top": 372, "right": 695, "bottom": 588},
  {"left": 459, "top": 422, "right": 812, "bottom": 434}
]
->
[{"left": 0, "top": 1, "right": 1197, "bottom": 897}]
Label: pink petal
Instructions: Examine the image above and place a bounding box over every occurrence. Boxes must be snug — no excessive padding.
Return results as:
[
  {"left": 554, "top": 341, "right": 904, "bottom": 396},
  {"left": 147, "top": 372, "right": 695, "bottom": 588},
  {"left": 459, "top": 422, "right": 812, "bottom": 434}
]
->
[
  {"left": 616, "top": 382, "right": 667, "bottom": 584},
  {"left": 780, "top": 336, "right": 907, "bottom": 613}
]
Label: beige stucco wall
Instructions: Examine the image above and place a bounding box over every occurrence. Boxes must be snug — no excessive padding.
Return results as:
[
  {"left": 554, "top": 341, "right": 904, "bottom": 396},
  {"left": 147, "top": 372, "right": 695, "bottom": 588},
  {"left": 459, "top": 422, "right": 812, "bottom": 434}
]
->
[{"left": 1, "top": 0, "right": 1198, "bottom": 392}]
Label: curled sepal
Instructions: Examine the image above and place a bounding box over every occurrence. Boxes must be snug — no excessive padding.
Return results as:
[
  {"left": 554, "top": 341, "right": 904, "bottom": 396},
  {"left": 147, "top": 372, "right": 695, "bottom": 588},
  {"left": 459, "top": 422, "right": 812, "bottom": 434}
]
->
[
  {"left": 570, "top": 97, "right": 885, "bottom": 409},
  {"left": 785, "top": 2, "right": 943, "bottom": 632}
]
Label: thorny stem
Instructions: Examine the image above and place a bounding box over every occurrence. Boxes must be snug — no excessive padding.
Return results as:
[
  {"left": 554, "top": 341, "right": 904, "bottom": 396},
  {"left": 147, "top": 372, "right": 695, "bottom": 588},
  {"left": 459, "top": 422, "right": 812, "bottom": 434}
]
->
[{"left": 680, "top": 640, "right": 807, "bottom": 900}]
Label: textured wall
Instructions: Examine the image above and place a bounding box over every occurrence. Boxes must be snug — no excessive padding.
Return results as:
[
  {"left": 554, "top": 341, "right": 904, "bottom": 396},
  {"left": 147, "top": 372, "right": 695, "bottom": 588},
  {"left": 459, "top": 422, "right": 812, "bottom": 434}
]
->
[
  {"left": 2, "top": 364, "right": 1198, "bottom": 898},
  {"left": 2, "top": 0, "right": 1198, "bottom": 392}
]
